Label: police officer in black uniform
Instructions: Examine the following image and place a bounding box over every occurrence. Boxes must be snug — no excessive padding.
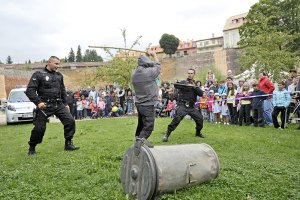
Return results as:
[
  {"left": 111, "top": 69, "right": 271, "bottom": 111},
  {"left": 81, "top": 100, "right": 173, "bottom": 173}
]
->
[
  {"left": 162, "top": 69, "right": 205, "bottom": 142},
  {"left": 25, "top": 56, "right": 79, "bottom": 156}
]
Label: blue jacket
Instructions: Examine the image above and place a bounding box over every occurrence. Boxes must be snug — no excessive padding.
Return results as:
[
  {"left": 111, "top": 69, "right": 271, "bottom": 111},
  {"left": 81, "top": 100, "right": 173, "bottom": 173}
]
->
[{"left": 272, "top": 89, "right": 291, "bottom": 108}]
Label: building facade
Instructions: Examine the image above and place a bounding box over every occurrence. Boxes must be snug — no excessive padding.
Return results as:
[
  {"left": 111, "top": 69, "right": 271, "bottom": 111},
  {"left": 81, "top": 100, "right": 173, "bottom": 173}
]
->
[{"left": 223, "top": 12, "right": 248, "bottom": 49}]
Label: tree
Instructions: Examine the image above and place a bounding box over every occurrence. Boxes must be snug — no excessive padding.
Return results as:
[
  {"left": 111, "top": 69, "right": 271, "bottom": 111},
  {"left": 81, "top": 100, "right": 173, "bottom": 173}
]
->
[
  {"left": 6, "top": 56, "right": 13, "bottom": 64},
  {"left": 68, "top": 48, "right": 75, "bottom": 62},
  {"left": 94, "top": 28, "right": 143, "bottom": 87},
  {"left": 238, "top": 0, "right": 300, "bottom": 80},
  {"left": 83, "top": 49, "right": 103, "bottom": 62},
  {"left": 28, "top": 60, "right": 31, "bottom": 64},
  {"left": 76, "top": 45, "right": 82, "bottom": 62},
  {"left": 159, "top": 33, "right": 180, "bottom": 57}
]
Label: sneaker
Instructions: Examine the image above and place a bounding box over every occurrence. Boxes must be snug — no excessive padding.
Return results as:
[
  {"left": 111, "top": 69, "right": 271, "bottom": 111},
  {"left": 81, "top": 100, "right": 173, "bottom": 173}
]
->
[{"left": 277, "top": 127, "right": 283, "bottom": 130}]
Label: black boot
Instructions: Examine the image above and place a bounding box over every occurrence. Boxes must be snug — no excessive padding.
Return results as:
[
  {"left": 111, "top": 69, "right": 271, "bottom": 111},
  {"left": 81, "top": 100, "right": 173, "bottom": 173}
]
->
[
  {"left": 195, "top": 131, "right": 205, "bottom": 138},
  {"left": 28, "top": 145, "right": 36, "bottom": 156},
  {"left": 162, "top": 132, "right": 171, "bottom": 142},
  {"left": 65, "top": 140, "right": 80, "bottom": 151}
]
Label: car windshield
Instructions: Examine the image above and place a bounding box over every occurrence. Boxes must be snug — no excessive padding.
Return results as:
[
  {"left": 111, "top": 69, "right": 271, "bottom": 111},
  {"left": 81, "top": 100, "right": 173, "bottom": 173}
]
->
[{"left": 9, "top": 91, "right": 30, "bottom": 103}]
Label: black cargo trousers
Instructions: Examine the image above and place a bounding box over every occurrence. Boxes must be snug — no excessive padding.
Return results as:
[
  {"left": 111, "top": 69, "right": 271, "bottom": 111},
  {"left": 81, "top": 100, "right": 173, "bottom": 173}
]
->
[
  {"left": 135, "top": 104, "right": 155, "bottom": 139},
  {"left": 28, "top": 102, "right": 75, "bottom": 146},
  {"left": 167, "top": 103, "right": 203, "bottom": 134}
]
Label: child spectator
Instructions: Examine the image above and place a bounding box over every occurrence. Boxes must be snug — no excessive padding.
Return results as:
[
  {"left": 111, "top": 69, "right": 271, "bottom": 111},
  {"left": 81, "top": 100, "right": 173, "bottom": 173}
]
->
[
  {"left": 221, "top": 93, "right": 229, "bottom": 125},
  {"left": 252, "top": 82, "right": 267, "bottom": 127},
  {"left": 207, "top": 90, "right": 215, "bottom": 123},
  {"left": 272, "top": 81, "right": 291, "bottom": 129},
  {"left": 126, "top": 90, "right": 134, "bottom": 115},
  {"left": 97, "top": 97, "right": 106, "bottom": 118},
  {"left": 87, "top": 96, "right": 94, "bottom": 117},
  {"left": 237, "top": 83, "right": 252, "bottom": 126},
  {"left": 199, "top": 92, "right": 208, "bottom": 120},
  {"left": 227, "top": 82, "right": 238, "bottom": 124},
  {"left": 218, "top": 80, "right": 228, "bottom": 95},
  {"left": 170, "top": 100, "right": 177, "bottom": 118},
  {"left": 76, "top": 98, "right": 83, "bottom": 120},
  {"left": 213, "top": 93, "right": 221, "bottom": 124},
  {"left": 166, "top": 99, "right": 173, "bottom": 117},
  {"left": 117, "top": 103, "right": 124, "bottom": 116},
  {"left": 111, "top": 103, "right": 119, "bottom": 117},
  {"left": 81, "top": 95, "right": 88, "bottom": 118},
  {"left": 91, "top": 101, "right": 99, "bottom": 119}
]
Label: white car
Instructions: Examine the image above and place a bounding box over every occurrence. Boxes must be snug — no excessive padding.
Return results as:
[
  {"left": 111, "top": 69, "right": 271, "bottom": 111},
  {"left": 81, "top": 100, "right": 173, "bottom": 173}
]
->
[{"left": 5, "top": 87, "right": 36, "bottom": 125}]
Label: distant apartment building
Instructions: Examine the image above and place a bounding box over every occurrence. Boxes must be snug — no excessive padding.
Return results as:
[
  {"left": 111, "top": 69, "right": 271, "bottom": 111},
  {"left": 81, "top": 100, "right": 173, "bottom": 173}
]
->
[
  {"left": 223, "top": 12, "right": 248, "bottom": 48},
  {"left": 195, "top": 35, "right": 223, "bottom": 53},
  {"left": 175, "top": 40, "right": 197, "bottom": 57},
  {"left": 150, "top": 41, "right": 197, "bottom": 58},
  {"left": 115, "top": 50, "right": 145, "bottom": 58}
]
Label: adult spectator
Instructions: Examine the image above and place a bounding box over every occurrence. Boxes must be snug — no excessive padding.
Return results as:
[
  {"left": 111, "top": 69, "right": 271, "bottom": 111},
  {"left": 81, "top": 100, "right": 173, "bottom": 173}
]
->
[
  {"left": 88, "top": 86, "right": 98, "bottom": 103},
  {"left": 285, "top": 69, "right": 297, "bottom": 89},
  {"left": 258, "top": 72, "right": 275, "bottom": 126},
  {"left": 118, "top": 87, "right": 126, "bottom": 110}
]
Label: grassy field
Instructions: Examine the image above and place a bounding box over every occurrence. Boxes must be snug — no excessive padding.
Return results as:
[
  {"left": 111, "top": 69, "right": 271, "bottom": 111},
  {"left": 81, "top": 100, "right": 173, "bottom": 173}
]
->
[{"left": 0, "top": 117, "right": 299, "bottom": 200}]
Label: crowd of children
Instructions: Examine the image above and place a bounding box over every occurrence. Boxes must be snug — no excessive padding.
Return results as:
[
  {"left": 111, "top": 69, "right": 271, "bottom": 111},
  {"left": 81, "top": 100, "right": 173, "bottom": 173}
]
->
[{"left": 66, "top": 68, "right": 299, "bottom": 130}]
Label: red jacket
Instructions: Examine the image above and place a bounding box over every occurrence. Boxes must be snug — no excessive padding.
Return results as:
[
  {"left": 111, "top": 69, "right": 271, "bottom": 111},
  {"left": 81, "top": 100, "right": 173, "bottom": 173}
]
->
[{"left": 258, "top": 76, "right": 275, "bottom": 96}]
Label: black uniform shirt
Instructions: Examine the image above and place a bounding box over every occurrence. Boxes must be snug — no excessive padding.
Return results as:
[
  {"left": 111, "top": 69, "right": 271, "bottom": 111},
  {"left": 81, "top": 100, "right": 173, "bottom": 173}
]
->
[
  {"left": 25, "top": 67, "right": 67, "bottom": 106},
  {"left": 175, "top": 79, "right": 203, "bottom": 103}
]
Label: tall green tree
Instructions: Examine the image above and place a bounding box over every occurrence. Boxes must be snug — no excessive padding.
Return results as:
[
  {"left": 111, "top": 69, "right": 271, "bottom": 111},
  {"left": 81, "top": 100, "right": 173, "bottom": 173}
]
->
[
  {"left": 83, "top": 49, "right": 103, "bottom": 62},
  {"left": 68, "top": 48, "right": 75, "bottom": 62},
  {"left": 159, "top": 33, "right": 180, "bottom": 57},
  {"left": 76, "top": 45, "right": 82, "bottom": 62},
  {"left": 238, "top": 0, "right": 300, "bottom": 80},
  {"left": 6, "top": 56, "right": 13, "bottom": 64},
  {"left": 95, "top": 28, "right": 143, "bottom": 87}
]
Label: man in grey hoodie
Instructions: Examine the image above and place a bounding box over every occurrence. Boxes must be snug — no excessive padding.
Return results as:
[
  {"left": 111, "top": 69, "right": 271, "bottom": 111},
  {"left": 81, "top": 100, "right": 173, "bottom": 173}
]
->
[{"left": 131, "top": 51, "right": 160, "bottom": 152}]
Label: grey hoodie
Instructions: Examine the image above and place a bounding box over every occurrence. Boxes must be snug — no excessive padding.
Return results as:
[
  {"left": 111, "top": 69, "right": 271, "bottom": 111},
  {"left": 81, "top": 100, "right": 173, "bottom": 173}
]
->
[{"left": 131, "top": 56, "right": 161, "bottom": 105}]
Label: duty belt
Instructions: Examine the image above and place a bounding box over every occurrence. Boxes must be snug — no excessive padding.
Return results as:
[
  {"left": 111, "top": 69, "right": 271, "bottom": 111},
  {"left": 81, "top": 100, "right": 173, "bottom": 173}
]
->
[
  {"left": 46, "top": 98, "right": 62, "bottom": 103},
  {"left": 180, "top": 100, "right": 194, "bottom": 108}
]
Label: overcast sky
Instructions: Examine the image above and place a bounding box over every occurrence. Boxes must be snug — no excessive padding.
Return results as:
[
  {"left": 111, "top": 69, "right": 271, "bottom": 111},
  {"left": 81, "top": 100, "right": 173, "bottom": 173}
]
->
[{"left": 0, "top": 0, "right": 258, "bottom": 63}]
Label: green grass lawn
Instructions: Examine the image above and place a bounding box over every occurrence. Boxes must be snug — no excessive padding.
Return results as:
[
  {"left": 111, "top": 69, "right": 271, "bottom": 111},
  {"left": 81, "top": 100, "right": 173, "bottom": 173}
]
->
[{"left": 0, "top": 117, "right": 299, "bottom": 200}]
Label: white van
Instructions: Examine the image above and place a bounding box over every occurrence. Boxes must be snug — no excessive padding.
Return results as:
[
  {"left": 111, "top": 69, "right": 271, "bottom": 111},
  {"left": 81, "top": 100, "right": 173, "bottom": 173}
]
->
[{"left": 5, "top": 87, "right": 36, "bottom": 125}]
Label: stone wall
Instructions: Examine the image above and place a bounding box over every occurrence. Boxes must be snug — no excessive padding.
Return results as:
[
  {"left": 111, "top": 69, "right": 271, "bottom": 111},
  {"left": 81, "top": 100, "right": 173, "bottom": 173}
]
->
[{"left": 0, "top": 49, "right": 243, "bottom": 98}]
